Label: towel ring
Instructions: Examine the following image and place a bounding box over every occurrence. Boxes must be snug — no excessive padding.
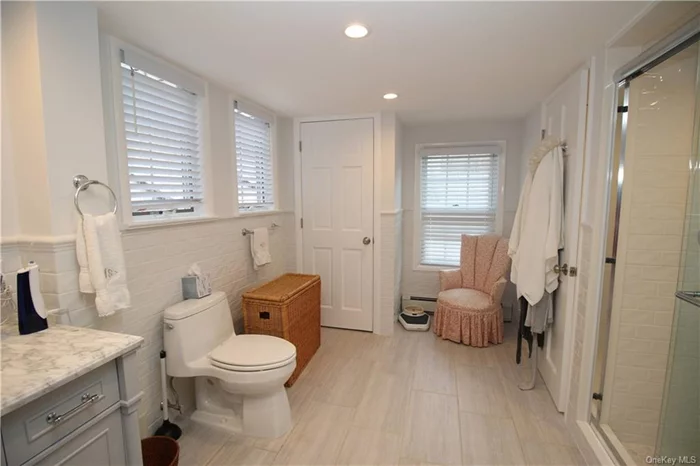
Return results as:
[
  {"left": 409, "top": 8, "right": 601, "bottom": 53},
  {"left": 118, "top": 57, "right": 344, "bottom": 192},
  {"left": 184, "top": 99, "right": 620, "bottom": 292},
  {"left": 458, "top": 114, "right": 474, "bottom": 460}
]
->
[{"left": 73, "top": 174, "right": 118, "bottom": 217}]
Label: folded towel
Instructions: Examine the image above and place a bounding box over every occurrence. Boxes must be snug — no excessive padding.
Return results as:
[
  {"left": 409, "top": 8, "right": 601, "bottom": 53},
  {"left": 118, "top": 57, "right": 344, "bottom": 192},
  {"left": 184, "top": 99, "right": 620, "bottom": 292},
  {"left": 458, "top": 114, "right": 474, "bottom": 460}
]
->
[
  {"left": 250, "top": 227, "right": 272, "bottom": 270},
  {"left": 77, "top": 213, "right": 130, "bottom": 317}
]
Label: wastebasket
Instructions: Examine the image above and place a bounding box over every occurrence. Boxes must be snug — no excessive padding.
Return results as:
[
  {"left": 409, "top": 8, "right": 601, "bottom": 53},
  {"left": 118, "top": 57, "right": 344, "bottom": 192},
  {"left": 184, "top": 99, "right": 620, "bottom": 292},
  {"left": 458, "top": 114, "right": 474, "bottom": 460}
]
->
[{"left": 141, "top": 436, "right": 180, "bottom": 466}]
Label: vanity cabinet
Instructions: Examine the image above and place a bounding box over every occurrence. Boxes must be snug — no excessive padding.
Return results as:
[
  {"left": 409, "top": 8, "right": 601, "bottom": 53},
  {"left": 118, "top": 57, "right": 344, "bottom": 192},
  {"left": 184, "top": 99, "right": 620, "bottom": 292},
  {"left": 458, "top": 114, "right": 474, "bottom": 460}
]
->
[
  {"left": 0, "top": 326, "right": 144, "bottom": 466},
  {"left": 2, "top": 363, "right": 120, "bottom": 464},
  {"left": 29, "top": 409, "right": 125, "bottom": 466}
]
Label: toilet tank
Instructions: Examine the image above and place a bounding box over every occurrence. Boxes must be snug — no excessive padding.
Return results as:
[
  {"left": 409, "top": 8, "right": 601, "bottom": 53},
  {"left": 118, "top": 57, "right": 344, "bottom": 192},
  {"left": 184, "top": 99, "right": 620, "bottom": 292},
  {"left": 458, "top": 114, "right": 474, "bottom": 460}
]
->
[{"left": 163, "top": 291, "right": 234, "bottom": 377}]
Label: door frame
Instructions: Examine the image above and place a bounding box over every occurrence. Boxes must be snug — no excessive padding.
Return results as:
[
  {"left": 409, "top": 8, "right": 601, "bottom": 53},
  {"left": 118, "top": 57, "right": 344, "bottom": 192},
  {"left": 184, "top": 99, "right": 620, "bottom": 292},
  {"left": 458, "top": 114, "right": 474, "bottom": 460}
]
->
[
  {"left": 538, "top": 65, "right": 591, "bottom": 412},
  {"left": 293, "top": 113, "right": 382, "bottom": 334}
]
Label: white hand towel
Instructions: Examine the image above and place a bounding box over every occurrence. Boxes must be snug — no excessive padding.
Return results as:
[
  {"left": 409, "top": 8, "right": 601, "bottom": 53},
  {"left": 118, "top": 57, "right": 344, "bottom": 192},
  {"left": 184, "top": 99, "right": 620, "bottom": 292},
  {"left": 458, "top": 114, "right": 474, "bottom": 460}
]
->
[
  {"left": 80, "top": 213, "right": 131, "bottom": 317},
  {"left": 250, "top": 227, "right": 272, "bottom": 270},
  {"left": 76, "top": 218, "right": 95, "bottom": 293}
]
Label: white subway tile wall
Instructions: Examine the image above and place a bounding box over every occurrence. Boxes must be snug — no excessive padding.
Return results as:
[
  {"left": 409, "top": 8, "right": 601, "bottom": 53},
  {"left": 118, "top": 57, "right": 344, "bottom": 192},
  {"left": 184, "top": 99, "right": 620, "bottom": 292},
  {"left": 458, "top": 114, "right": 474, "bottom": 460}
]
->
[{"left": 2, "top": 213, "right": 296, "bottom": 433}]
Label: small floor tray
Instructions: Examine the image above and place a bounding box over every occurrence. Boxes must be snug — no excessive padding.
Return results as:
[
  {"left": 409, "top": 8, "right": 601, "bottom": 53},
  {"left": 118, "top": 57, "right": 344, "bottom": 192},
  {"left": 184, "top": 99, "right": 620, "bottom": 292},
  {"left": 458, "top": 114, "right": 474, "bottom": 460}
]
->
[{"left": 399, "top": 312, "right": 431, "bottom": 331}]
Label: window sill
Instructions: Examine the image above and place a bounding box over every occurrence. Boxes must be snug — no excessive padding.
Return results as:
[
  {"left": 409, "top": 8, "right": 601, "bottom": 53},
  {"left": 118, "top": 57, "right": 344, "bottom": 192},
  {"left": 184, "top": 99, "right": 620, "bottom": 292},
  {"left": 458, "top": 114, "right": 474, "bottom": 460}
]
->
[
  {"left": 235, "top": 210, "right": 283, "bottom": 218},
  {"left": 121, "top": 210, "right": 291, "bottom": 233},
  {"left": 123, "top": 215, "right": 220, "bottom": 233},
  {"left": 413, "top": 264, "right": 459, "bottom": 272}
]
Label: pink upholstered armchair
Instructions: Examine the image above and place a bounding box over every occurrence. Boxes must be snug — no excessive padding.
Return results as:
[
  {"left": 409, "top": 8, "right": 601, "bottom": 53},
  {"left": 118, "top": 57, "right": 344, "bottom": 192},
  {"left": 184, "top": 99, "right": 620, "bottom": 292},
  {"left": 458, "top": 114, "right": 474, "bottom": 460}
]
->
[{"left": 433, "top": 234, "right": 511, "bottom": 347}]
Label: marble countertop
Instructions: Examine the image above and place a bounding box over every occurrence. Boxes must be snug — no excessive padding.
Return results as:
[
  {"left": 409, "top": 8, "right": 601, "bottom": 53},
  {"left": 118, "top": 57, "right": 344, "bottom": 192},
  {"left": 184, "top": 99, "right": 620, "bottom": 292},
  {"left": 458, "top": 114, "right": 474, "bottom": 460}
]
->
[{"left": 0, "top": 324, "right": 143, "bottom": 415}]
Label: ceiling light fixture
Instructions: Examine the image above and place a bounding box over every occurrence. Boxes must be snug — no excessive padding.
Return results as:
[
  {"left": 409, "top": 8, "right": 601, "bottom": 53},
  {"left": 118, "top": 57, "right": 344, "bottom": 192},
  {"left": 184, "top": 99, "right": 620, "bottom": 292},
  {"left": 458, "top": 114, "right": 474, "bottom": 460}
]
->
[
  {"left": 344, "top": 23, "right": 369, "bottom": 39},
  {"left": 383, "top": 93, "right": 398, "bottom": 100}
]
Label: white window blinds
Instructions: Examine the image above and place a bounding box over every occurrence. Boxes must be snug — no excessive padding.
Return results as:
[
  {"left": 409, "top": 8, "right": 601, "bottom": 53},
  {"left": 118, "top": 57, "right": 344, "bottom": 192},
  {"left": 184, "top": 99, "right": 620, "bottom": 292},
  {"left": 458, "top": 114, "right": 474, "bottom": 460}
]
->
[
  {"left": 120, "top": 50, "right": 204, "bottom": 218},
  {"left": 419, "top": 145, "right": 501, "bottom": 266},
  {"left": 235, "top": 101, "right": 274, "bottom": 212}
]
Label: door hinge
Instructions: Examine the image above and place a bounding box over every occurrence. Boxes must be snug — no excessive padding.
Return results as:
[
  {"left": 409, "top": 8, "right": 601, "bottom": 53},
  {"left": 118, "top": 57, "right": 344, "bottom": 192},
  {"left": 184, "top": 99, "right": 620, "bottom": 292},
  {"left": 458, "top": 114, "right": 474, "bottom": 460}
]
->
[
  {"left": 617, "top": 105, "right": 629, "bottom": 113},
  {"left": 541, "top": 129, "right": 546, "bottom": 140},
  {"left": 592, "top": 392, "right": 603, "bottom": 401},
  {"left": 300, "top": 218, "right": 303, "bottom": 229},
  {"left": 299, "top": 141, "right": 302, "bottom": 152}
]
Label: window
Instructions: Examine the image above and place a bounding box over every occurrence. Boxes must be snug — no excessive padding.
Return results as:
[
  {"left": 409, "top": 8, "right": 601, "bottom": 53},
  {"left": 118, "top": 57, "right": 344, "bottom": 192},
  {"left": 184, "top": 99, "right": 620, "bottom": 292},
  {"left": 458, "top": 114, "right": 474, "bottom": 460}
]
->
[
  {"left": 118, "top": 47, "right": 205, "bottom": 220},
  {"left": 234, "top": 100, "right": 274, "bottom": 212},
  {"left": 417, "top": 144, "right": 503, "bottom": 267}
]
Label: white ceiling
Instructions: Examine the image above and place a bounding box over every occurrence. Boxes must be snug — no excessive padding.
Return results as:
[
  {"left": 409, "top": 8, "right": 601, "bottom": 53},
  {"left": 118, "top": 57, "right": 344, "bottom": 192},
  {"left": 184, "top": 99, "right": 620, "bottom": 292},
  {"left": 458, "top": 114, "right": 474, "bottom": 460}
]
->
[{"left": 98, "top": 1, "right": 649, "bottom": 123}]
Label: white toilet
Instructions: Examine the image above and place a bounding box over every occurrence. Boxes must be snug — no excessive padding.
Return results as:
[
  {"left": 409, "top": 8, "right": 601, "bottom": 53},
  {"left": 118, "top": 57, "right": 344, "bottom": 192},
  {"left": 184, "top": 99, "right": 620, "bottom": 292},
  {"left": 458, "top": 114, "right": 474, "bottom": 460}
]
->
[{"left": 163, "top": 291, "right": 296, "bottom": 438}]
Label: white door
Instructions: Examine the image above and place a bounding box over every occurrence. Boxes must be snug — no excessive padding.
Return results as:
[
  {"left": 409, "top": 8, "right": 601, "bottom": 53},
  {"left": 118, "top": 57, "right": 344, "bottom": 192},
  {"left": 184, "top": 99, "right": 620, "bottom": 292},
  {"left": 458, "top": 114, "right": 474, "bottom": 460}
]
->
[
  {"left": 300, "top": 118, "right": 374, "bottom": 331},
  {"left": 538, "top": 68, "right": 589, "bottom": 412}
]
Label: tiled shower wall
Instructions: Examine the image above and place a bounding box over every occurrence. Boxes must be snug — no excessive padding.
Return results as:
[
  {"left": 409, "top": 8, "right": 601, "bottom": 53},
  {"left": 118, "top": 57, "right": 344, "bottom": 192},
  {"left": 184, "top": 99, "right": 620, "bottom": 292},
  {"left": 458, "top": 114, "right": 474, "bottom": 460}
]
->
[
  {"left": 1, "top": 212, "right": 296, "bottom": 433},
  {"left": 605, "top": 47, "right": 696, "bottom": 452}
]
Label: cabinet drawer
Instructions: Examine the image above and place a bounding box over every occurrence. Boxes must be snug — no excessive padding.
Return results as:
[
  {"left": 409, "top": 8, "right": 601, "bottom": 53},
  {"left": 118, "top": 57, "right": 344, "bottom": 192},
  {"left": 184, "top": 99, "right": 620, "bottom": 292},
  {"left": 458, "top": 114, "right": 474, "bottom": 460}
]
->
[
  {"left": 2, "top": 362, "right": 120, "bottom": 466},
  {"left": 27, "top": 408, "right": 125, "bottom": 466}
]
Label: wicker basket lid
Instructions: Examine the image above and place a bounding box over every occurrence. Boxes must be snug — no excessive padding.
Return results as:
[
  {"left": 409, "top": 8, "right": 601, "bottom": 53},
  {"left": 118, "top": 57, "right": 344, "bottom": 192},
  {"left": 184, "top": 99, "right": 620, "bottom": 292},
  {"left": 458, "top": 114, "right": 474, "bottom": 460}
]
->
[{"left": 243, "top": 273, "right": 320, "bottom": 303}]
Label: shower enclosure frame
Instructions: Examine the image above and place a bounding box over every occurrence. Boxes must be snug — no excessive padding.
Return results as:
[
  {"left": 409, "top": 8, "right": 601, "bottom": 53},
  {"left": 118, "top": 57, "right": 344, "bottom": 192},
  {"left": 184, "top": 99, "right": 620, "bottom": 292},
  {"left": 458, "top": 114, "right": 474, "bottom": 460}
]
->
[{"left": 590, "top": 16, "right": 700, "bottom": 464}]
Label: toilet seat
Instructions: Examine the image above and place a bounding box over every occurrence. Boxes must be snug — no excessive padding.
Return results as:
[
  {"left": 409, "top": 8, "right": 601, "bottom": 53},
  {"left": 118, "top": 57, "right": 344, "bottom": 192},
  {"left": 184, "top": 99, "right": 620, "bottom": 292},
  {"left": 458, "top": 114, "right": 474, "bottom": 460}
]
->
[{"left": 208, "top": 335, "right": 296, "bottom": 372}]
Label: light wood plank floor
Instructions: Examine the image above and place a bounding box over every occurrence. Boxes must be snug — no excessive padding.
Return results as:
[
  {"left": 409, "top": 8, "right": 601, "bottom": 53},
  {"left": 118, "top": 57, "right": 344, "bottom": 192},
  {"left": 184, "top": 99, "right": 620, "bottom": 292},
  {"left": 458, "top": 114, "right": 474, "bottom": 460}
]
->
[{"left": 176, "top": 322, "right": 586, "bottom": 466}]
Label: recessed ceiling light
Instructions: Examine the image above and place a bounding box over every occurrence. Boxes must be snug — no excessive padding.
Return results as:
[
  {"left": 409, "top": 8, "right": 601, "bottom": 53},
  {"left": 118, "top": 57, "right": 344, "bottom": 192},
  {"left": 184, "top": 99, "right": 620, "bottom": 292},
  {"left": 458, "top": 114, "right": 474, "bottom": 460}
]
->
[
  {"left": 344, "top": 24, "right": 369, "bottom": 39},
  {"left": 383, "top": 93, "right": 398, "bottom": 100}
]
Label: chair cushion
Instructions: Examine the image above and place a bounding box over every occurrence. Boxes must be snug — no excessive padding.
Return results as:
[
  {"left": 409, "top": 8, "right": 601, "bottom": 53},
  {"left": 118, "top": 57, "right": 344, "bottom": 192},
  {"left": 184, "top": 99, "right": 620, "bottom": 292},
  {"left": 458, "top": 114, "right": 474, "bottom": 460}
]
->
[{"left": 438, "top": 288, "right": 491, "bottom": 311}]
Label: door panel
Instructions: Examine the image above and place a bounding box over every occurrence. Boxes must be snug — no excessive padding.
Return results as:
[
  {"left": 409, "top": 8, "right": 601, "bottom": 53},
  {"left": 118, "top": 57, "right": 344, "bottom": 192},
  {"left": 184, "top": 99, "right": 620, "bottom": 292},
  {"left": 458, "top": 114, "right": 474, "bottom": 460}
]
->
[
  {"left": 538, "top": 68, "right": 589, "bottom": 412},
  {"left": 301, "top": 118, "right": 374, "bottom": 331}
]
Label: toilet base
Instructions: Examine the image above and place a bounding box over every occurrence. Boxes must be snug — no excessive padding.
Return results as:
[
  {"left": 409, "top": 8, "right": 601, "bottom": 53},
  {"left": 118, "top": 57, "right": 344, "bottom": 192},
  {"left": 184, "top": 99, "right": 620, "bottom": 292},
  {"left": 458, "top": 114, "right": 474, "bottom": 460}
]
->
[
  {"left": 191, "top": 408, "right": 243, "bottom": 434},
  {"left": 192, "top": 376, "right": 292, "bottom": 438},
  {"left": 242, "top": 388, "right": 292, "bottom": 438}
]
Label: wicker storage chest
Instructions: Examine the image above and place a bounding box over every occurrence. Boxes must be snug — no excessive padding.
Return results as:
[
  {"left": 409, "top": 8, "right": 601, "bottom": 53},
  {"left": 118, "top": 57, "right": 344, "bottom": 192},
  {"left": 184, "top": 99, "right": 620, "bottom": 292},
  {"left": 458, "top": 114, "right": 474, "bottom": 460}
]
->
[{"left": 242, "top": 273, "right": 321, "bottom": 386}]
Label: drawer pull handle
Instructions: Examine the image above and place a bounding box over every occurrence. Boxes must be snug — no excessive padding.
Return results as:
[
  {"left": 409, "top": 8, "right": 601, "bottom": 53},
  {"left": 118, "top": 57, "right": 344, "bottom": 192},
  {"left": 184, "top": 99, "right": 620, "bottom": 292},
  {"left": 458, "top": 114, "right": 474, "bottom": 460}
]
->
[
  {"left": 259, "top": 312, "right": 270, "bottom": 319},
  {"left": 46, "top": 393, "right": 103, "bottom": 425}
]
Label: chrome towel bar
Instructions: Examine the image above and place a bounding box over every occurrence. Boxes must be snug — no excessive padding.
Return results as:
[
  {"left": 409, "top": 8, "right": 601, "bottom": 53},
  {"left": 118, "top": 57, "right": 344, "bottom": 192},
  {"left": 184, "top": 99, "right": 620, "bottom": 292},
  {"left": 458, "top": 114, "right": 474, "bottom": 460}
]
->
[
  {"left": 242, "top": 223, "right": 279, "bottom": 236},
  {"left": 73, "top": 174, "right": 118, "bottom": 217}
]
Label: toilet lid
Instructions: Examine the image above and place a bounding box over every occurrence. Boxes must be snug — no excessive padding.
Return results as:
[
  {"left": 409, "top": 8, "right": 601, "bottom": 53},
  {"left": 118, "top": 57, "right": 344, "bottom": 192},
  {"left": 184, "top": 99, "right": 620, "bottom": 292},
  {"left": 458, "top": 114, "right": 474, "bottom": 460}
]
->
[{"left": 208, "top": 335, "right": 296, "bottom": 371}]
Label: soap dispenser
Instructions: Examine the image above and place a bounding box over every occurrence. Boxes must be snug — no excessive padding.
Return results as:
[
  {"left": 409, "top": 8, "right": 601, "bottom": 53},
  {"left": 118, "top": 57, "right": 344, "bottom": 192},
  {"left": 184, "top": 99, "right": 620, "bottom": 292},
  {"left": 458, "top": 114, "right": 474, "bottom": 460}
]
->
[{"left": 17, "top": 261, "right": 48, "bottom": 335}]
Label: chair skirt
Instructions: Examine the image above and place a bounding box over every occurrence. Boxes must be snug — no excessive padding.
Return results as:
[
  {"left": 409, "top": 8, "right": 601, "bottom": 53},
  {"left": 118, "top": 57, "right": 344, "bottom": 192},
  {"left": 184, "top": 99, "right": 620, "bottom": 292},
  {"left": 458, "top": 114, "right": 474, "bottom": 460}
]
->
[{"left": 433, "top": 298, "right": 504, "bottom": 347}]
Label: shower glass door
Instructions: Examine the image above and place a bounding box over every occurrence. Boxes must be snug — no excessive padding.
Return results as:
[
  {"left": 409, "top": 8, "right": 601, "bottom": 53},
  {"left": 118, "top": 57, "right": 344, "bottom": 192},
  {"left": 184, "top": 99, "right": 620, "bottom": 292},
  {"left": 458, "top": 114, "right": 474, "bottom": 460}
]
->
[
  {"left": 656, "top": 47, "right": 700, "bottom": 456},
  {"left": 591, "top": 33, "right": 700, "bottom": 465}
]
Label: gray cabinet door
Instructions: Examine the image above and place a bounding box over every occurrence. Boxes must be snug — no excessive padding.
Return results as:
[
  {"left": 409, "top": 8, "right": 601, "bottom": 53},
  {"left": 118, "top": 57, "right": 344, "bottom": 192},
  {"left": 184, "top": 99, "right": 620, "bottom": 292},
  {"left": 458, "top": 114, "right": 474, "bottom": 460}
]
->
[{"left": 30, "top": 410, "right": 126, "bottom": 466}]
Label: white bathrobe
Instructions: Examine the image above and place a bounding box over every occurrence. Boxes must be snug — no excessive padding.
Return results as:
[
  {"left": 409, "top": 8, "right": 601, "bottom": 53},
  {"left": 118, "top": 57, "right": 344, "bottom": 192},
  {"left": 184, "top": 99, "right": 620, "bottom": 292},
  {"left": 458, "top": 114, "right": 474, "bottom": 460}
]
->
[{"left": 509, "top": 137, "right": 564, "bottom": 306}]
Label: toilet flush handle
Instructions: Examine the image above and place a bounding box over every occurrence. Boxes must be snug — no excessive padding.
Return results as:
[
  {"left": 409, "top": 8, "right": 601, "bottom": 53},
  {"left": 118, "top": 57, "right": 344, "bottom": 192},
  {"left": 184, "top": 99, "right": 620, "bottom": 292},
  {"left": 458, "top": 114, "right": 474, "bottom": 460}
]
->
[{"left": 165, "top": 322, "right": 174, "bottom": 330}]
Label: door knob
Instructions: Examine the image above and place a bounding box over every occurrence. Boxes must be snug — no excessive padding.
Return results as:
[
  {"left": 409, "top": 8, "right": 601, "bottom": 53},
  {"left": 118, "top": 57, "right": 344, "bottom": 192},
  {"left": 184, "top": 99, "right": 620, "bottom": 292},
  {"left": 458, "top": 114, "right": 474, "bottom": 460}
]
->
[
  {"left": 553, "top": 264, "right": 569, "bottom": 275},
  {"left": 362, "top": 237, "right": 371, "bottom": 245}
]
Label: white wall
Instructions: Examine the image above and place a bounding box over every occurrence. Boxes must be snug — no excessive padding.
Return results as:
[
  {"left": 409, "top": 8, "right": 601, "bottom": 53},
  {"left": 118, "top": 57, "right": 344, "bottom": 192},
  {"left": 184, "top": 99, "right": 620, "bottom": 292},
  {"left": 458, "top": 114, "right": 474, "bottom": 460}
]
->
[
  {"left": 276, "top": 117, "right": 296, "bottom": 213},
  {"left": 400, "top": 119, "right": 524, "bottom": 298},
  {"left": 1, "top": 89, "right": 19, "bottom": 240},
  {"left": 393, "top": 121, "right": 404, "bottom": 319},
  {"left": 380, "top": 112, "right": 398, "bottom": 212},
  {"left": 1, "top": 1, "right": 296, "bottom": 435},
  {"left": 38, "top": 2, "right": 110, "bottom": 237},
  {"left": 2, "top": 2, "right": 53, "bottom": 238}
]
